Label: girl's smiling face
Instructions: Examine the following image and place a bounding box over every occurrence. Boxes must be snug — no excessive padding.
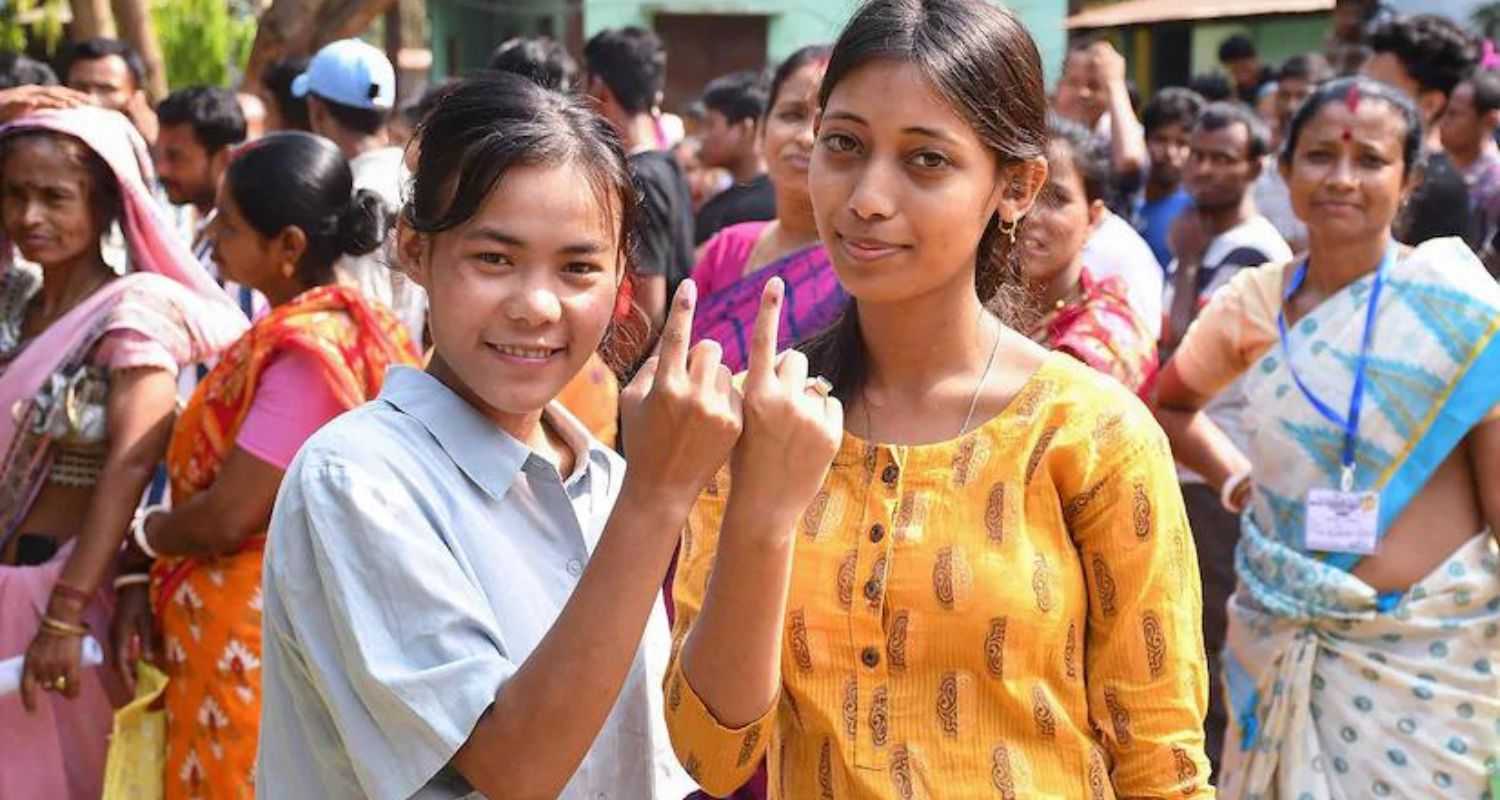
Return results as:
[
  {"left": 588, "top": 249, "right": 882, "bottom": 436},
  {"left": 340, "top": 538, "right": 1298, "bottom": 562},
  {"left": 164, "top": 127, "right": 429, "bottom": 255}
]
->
[{"left": 402, "top": 160, "right": 625, "bottom": 429}]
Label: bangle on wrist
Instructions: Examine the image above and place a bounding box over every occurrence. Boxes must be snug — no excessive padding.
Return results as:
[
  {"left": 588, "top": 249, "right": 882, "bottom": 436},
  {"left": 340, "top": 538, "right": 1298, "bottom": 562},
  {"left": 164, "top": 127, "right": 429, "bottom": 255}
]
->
[
  {"left": 50, "top": 581, "right": 92, "bottom": 606},
  {"left": 1221, "top": 470, "right": 1253, "bottom": 513},
  {"left": 113, "top": 573, "right": 151, "bottom": 591},
  {"left": 131, "top": 505, "right": 166, "bottom": 560},
  {"left": 38, "top": 613, "right": 89, "bottom": 638}
]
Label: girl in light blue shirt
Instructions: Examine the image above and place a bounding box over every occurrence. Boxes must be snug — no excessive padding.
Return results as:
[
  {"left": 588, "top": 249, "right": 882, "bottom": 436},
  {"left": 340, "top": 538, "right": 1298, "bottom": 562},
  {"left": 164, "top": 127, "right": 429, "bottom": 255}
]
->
[{"left": 256, "top": 72, "right": 837, "bottom": 800}]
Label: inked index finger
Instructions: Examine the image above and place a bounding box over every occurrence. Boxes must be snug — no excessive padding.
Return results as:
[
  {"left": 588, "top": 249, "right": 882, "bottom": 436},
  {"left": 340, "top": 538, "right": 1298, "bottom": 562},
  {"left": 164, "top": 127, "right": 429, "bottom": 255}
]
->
[
  {"left": 746, "top": 277, "right": 785, "bottom": 388},
  {"left": 656, "top": 278, "right": 697, "bottom": 379}
]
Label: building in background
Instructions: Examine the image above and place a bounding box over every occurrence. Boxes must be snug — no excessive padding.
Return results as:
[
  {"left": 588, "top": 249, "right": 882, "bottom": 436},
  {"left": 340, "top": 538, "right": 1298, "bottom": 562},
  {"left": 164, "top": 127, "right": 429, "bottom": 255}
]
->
[
  {"left": 1066, "top": 0, "right": 1333, "bottom": 95},
  {"left": 426, "top": 0, "right": 1068, "bottom": 113}
]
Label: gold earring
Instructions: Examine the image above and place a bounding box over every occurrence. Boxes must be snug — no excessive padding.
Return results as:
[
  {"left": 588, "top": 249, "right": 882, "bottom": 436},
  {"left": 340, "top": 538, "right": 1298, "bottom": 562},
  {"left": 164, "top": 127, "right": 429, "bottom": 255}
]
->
[
  {"left": 999, "top": 217, "right": 1020, "bottom": 245},
  {"left": 281, "top": 262, "right": 295, "bottom": 279}
]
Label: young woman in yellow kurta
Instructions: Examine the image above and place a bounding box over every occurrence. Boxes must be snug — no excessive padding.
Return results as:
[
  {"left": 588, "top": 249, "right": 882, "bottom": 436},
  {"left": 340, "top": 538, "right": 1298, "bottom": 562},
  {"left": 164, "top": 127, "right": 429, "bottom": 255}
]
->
[{"left": 662, "top": 1, "right": 1214, "bottom": 797}]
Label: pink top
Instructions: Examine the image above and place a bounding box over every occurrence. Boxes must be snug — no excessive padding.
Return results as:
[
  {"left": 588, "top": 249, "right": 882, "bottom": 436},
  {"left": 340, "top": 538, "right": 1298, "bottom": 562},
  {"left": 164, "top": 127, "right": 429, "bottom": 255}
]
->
[
  {"left": 690, "top": 221, "right": 770, "bottom": 297},
  {"left": 92, "top": 329, "right": 181, "bottom": 375},
  {"left": 235, "top": 347, "right": 346, "bottom": 469}
]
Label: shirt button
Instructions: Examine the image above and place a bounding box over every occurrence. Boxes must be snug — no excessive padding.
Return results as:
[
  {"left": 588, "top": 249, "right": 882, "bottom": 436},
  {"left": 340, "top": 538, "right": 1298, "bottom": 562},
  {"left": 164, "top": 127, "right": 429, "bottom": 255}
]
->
[
  {"left": 881, "top": 463, "right": 900, "bottom": 487},
  {"left": 869, "top": 523, "right": 886, "bottom": 543},
  {"left": 566, "top": 559, "right": 583, "bottom": 577},
  {"left": 861, "top": 646, "right": 881, "bottom": 668}
]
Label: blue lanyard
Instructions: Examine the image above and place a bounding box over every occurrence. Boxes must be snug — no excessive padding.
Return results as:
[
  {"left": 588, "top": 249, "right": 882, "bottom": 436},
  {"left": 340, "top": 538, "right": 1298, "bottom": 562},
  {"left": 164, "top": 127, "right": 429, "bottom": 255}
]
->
[{"left": 1275, "top": 242, "right": 1395, "bottom": 492}]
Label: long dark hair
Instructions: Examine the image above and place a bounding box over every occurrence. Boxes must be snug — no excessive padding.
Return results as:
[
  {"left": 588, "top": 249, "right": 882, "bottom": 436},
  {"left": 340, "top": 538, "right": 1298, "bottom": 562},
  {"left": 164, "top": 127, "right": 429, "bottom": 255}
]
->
[
  {"left": 402, "top": 71, "right": 645, "bottom": 373},
  {"left": 801, "top": 0, "right": 1049, "bottom": 403},
  {"left": 224, "top": 131, "right": 385, "bottom": 287}
]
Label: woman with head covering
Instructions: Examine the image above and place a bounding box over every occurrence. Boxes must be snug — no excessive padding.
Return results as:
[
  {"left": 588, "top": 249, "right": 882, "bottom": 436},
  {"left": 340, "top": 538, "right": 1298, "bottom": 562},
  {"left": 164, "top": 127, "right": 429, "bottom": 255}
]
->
[{"left": 0, "top": 106, "right": 246, "bottom": 799}]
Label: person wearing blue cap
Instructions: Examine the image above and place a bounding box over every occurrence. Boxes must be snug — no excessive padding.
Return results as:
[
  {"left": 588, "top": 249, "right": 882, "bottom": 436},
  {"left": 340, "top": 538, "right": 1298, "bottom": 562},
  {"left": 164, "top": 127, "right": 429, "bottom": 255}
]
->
[{"left": 293, "top": 38, "right": 427, "bottom": 340}]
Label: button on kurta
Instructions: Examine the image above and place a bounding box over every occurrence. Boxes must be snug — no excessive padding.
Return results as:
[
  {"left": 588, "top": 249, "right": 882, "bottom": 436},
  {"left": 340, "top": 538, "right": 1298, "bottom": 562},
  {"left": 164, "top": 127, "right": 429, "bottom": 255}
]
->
[
  {"left": 864, "top": 578, "right": 882, "bottom": 601},
  {"left": 881, "top": 464, "right": 900, "bottom": 486},
  {"left": 870, "top": 523, "right": 886, "bottom": 543},
  {"left": 861, "top": 646, "right": 881, "bottom": 668}
]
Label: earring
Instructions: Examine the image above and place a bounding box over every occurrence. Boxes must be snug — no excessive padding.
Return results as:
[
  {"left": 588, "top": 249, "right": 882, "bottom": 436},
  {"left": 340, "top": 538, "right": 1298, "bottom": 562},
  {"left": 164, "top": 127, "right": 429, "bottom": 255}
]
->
[
  {"left": 999, "top": 217, "right": 1020, "bottom": 245},
  {"left": 281, "top": 262, "right": 295, "bottom": 279}
]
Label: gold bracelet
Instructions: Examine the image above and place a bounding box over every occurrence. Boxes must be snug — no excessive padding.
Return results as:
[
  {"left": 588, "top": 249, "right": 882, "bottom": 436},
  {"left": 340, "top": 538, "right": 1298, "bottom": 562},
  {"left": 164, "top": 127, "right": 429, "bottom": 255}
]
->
[{"left": 38, "top": 614, "right": 89, "bottom": 638}]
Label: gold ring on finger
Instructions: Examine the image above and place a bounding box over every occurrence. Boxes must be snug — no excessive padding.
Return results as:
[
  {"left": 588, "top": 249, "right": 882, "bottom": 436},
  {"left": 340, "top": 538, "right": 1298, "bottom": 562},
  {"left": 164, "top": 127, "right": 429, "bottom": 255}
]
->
[{"left": 54, "top": 675, "right": 68, "bottom": 691}]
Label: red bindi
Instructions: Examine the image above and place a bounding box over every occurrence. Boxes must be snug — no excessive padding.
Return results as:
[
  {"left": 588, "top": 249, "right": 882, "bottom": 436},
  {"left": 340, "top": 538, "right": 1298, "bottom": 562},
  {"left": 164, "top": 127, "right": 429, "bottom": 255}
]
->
[{"left": 1341, "top": 129, "right": 1353, "bottom": 142}]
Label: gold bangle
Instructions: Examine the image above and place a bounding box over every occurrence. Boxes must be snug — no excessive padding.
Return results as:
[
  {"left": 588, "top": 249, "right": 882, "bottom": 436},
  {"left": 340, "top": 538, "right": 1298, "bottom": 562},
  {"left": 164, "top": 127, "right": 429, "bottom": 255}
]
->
[{"left": 38, "top": 614, "right": 89, "bottom": 637}]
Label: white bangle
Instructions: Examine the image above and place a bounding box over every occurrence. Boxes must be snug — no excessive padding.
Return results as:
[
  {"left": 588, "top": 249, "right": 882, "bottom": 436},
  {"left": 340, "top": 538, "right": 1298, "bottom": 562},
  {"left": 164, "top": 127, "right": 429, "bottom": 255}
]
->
[
  {"left": 112, "top": 573, "right": 150, "bottom": 591},
  {"left": 1220, "top": 470, "right": 1253, "bottom": 513},
  {"left": 131, "top": 505, "right": 166, "bottom": 560}
]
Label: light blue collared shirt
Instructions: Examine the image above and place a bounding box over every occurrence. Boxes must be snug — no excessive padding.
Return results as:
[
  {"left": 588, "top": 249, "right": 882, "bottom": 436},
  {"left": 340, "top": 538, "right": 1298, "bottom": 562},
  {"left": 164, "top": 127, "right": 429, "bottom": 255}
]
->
[{"left": 257, "top": 367, "right": 692, "bottom": 800}]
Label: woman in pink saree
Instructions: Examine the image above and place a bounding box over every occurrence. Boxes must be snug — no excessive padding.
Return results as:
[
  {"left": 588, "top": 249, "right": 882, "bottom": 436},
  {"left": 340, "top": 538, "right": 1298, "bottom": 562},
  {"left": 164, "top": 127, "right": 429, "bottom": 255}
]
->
[
  {"left": 689, "top": 46, "right": 845, "bottom": 372},
  {"left": 0, "top": 106, "right": 244, "bottom": 798}
]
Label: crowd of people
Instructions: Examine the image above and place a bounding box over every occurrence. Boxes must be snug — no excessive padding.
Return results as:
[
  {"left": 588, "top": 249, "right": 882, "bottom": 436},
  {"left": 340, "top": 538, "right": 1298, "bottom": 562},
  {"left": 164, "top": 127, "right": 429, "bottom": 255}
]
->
[{"left": 0, "top": 0, "right": 1496, "bottom": 797}]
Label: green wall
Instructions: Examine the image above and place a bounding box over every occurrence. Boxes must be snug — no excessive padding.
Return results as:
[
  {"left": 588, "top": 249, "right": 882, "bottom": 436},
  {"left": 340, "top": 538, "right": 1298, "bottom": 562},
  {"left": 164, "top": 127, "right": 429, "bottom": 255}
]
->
[
  {"left": 1190, "top": 14, "right": 1330, "bottom": 78},
  {"left": 428, "top": 1, "right": 566, "bottom": 77},
  {"left": 582, "top": 0, "right": 1068, "bottom": 84}
]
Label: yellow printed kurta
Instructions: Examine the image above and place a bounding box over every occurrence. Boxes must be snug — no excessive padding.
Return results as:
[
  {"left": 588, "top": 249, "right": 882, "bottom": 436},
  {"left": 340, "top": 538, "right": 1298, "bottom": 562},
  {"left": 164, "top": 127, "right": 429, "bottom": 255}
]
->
[{"left": 665, "top": 354, "right": 1214, "bottom": 799}]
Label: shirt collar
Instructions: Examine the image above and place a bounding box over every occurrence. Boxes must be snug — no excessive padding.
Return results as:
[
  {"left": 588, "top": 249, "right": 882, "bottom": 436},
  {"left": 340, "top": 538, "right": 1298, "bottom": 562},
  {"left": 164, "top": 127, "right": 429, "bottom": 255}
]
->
[{"left": 378, "top": 366, "right": 612, "bottom": 501}]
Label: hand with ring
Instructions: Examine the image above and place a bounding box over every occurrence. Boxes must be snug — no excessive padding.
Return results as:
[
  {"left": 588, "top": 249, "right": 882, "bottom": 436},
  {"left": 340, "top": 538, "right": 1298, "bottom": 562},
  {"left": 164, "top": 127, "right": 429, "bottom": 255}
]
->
[
  {"left": 20, "top": 620, "right": 86, "bottom": 711},
  {"left": 726, "top": 278, "right": 845, "bottom": 518}
]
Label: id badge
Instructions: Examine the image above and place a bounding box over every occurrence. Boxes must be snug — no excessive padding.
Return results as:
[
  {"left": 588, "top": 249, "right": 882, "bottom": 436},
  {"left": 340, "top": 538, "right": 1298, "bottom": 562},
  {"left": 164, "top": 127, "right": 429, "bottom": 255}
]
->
[{"left": 1304, "top": 489, "right": 1380, "bottom": 554}]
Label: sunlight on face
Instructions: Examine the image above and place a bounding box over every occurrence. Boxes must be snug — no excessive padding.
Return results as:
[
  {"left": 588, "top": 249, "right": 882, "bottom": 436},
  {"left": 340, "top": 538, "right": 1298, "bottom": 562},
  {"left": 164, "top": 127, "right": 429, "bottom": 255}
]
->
[
  {"left": 410, "top": 161, "right": 625, "bottom": 429},
  {"left": 810, "top": 59, "right": 1008, "bottom": 306},
  {"left": 1283, "top": 98, "right": 1411, "bottom": 246}
]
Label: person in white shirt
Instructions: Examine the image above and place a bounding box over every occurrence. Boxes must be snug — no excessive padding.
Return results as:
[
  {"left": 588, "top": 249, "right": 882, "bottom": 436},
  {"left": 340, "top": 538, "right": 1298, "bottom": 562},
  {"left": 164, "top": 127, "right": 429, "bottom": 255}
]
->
[
  {"left": 1160, "top": 99, "right": 1291, "bottom": 772},
  {"left": 294, "top": 38, "right": 427, "bottom": 339},
  {"left": 1080, "top": 207, "right": 1164, "bottom": 340}
]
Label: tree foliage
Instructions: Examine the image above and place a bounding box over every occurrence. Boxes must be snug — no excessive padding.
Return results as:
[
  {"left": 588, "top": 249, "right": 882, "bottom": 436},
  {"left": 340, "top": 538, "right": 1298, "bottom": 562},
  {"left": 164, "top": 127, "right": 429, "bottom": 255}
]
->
[
  {"left": 151, "top": 0, "right": 256, "bottom": 89},
  {"left": 0, "top": 0, "right": 66, "bottom": 54}
]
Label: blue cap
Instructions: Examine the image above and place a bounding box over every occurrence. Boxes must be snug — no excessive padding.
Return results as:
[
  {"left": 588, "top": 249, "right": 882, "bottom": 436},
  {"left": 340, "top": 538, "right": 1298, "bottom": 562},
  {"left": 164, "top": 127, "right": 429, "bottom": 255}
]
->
[{"left": 292, "top": 39, "right": 395, "bottom": 111}]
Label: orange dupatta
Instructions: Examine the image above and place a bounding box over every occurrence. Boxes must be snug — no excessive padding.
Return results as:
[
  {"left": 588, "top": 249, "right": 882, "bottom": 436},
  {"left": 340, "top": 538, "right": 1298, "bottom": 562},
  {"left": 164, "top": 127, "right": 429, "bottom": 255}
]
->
[{"left": 152, "top": 284, "right": 418, "bottom": 610}]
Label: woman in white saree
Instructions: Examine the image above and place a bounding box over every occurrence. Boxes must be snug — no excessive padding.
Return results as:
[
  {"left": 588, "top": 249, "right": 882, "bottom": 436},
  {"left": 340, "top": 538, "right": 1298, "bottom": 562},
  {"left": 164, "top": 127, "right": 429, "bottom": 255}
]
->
[{"left": 1155, "top": 75, "right": 1500, "bottom": 798}]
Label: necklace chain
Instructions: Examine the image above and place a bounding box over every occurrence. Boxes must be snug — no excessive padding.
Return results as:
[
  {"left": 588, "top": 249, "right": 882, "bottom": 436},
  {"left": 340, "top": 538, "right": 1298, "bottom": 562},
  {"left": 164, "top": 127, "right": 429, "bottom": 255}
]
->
[
  {"left": 862, "top": 315, "right": 1003, "bottom": 442},
  {"left": 958, "top": 317, "right": 1003, "bottom": 438}
]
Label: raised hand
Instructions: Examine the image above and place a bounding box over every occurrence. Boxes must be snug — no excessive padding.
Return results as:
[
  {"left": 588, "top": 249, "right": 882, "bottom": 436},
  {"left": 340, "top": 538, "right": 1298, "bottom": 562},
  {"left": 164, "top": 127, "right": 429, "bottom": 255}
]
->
[
  {"left": 1087, "top": 40, "right": 1128, "bottom": 89},
  {"left": 729, "top": 278, "right": 844, "bottom": 514},
  {"left": 0, "top": 85, "right": 93, "bottom": 124},
  {"left": 619, "top": 279, "right": 743, "bottom": 511}
]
